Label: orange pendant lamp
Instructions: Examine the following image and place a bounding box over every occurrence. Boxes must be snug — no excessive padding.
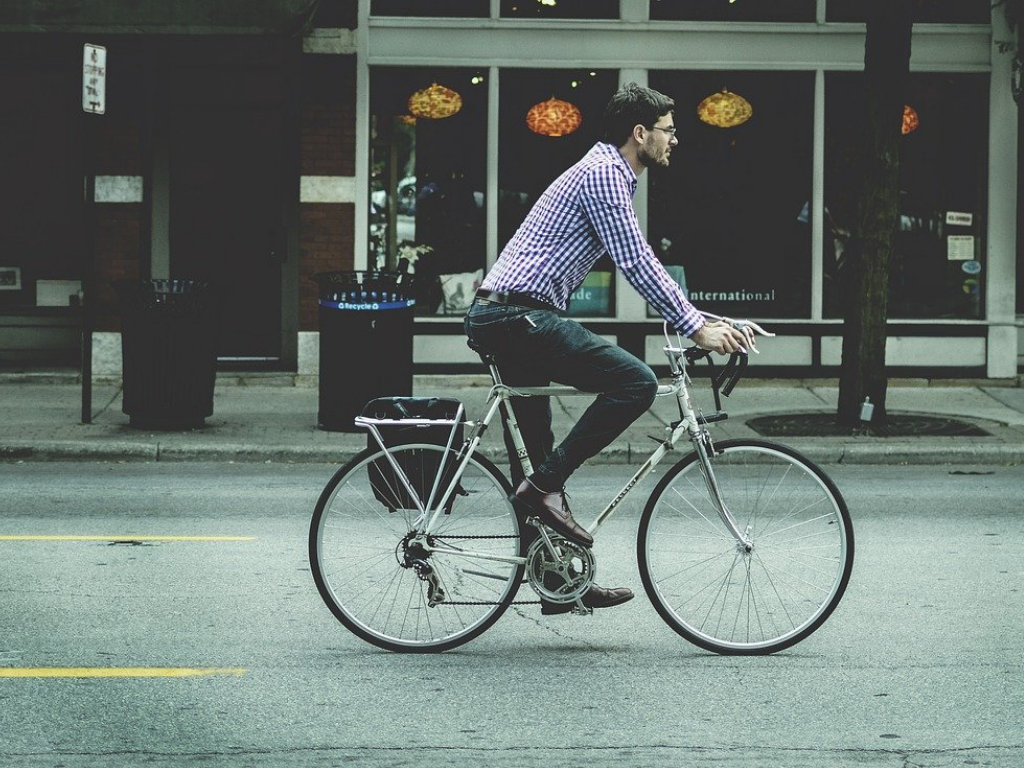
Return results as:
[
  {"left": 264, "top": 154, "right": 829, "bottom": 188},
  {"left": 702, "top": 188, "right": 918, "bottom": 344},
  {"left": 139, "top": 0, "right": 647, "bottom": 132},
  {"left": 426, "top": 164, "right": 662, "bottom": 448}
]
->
[
  {"left": 697, "top": 89, "right": 753, "bottom": 128},
  {"left": 407, "top": 83, "right": 463, "bottom": 120},
  {"left": 901, "top": 104, "right": 920, "bottom": 135},
  {"left": 526, "top": 97, "right": 583, "bottom": 137}
]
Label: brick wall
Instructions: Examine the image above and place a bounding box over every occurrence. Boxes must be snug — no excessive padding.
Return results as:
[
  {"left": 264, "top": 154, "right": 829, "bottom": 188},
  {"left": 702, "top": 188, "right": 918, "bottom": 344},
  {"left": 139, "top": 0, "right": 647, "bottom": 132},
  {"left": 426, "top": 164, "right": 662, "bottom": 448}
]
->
[
  {"left": 299, "top": 54, "right": 357, "bottom": 331},
  {"left": 94, "top": 207, "right": 142, "bottom": 331},
  {"left": 301, "top": 101, "right": 355, "bottom": 177},
  {"left": 299, "top": 204, "right": 356, "bottom": 330}
]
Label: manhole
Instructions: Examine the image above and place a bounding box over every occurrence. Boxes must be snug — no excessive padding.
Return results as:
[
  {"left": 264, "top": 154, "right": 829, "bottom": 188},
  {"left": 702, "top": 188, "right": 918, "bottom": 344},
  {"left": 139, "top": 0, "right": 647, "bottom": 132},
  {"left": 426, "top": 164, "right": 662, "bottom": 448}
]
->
[{"left": 747, "top": 412, "right": 990, "bottom": 438}]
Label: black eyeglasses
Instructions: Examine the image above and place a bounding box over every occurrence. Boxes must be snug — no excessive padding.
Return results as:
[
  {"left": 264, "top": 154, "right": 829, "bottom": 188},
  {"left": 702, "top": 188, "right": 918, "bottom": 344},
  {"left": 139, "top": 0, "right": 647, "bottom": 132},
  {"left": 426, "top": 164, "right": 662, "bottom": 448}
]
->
[{"left": 649, "top": 125, "right": 678, "bottom": 136}]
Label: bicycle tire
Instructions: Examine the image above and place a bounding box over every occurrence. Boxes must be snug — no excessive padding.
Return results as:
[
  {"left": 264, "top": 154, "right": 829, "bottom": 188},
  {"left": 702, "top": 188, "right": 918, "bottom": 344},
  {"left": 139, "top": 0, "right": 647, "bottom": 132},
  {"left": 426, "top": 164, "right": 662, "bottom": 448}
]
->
[
  {"left": 638, "top": 439, "right": 854, "bottom": 655},
  {"left": 310, "top": 444, "right": 523, "bottom": 652}
]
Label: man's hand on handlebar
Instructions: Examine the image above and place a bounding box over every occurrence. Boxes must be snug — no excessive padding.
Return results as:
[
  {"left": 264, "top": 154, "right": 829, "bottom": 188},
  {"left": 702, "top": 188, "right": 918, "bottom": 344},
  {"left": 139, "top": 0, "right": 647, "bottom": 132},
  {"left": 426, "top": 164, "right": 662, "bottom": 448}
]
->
[{"left": 690, "top": 320, "right": 756, "bottom": 356}]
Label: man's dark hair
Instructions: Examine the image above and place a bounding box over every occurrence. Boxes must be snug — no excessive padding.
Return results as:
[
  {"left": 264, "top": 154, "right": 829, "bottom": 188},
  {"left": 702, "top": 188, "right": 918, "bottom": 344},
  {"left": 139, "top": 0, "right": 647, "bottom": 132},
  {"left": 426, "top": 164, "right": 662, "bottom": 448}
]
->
[{"left": 602, "top": 83, "right": 675, "bottom": 146}]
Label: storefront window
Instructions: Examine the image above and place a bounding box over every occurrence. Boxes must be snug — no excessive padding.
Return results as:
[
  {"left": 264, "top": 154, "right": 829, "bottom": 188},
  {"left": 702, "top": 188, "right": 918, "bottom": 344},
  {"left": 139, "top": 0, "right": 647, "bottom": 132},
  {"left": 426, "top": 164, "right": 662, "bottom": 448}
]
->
[
  {"left": 650, "top": 0, "right": 815, "bottom": 23},
  {"left": 501, "top": 0, "right": 618, "bottom": 19},
  {"left": 648, "top": 71, "right": 814, "bottom": 318},
  {"left": 826, "top": 0, "right": 990, "bottom": 24},
  {"left": 824, "top": 73, "right": 989, "bottom": 320},
  {"left": 498, "top": 69, "right": 619, "bottom": 317},
  {"left": 370, "top": 67, "right": 487, "bottom": 315},
  {"left": 370, "top": 0, "right": 488, "bottom": 18}
]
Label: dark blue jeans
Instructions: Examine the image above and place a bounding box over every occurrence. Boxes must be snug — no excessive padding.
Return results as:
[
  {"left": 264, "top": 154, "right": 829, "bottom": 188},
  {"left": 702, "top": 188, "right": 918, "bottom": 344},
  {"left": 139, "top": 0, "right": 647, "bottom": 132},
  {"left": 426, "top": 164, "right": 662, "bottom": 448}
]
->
[{"left": 465, "top": 300, "right": 658, "bottom": 491}]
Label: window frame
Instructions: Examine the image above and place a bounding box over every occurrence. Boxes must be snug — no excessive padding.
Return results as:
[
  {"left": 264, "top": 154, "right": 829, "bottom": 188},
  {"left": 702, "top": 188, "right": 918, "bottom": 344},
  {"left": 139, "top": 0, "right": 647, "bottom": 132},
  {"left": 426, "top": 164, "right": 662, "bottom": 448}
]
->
[{"left": 356, "top": 0, "right": 1002, "bottom": 328}]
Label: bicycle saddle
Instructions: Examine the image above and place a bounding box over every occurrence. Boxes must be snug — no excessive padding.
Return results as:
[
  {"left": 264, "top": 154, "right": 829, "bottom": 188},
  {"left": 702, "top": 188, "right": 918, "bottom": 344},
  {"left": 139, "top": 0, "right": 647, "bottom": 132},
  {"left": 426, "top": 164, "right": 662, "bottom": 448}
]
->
[{"left": 466, "top": 338, "right": 497, "bottom": 367}]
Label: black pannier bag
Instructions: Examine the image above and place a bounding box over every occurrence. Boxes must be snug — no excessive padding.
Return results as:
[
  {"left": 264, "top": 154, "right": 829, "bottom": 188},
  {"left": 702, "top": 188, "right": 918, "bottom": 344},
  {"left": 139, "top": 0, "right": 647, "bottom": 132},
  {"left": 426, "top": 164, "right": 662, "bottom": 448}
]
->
[{"left": 362, "top": 397, "right": 465, "bottom": 513}]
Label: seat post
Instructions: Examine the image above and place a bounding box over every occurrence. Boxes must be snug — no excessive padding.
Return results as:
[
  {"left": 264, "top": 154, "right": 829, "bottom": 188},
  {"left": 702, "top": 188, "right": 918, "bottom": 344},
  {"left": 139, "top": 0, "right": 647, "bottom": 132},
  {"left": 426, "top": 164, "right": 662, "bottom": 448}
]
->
[
  {"left": 488, "top": 361, "right": 504, "bottom": 387},
  {"left": 467, "top": 338, "right": 504, "bottom": 387}
]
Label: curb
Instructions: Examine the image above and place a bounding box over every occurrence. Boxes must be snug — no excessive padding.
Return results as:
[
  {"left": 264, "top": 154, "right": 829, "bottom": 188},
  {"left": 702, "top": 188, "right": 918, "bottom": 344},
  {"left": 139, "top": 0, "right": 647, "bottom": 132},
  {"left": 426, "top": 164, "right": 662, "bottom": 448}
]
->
[
  {"left": 3, "top": 440, "right": 1023, "bottom": 466},
  {"left": 770, "top": 442, "right": 1024, "bottom": 466}
]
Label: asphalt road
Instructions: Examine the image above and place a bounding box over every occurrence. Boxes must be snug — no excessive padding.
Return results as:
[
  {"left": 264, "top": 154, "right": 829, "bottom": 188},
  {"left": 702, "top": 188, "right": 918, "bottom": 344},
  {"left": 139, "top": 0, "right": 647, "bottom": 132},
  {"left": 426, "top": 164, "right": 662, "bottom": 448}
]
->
[{"left": 0, "top": 462, "right": 1021, "bottom": 767}]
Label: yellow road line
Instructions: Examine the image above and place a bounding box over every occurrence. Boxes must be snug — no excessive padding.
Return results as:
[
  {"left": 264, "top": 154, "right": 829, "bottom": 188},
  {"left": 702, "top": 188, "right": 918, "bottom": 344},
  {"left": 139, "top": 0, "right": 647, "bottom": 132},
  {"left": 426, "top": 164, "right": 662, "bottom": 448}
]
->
[
  {"left": 0, "top": 535, "right": 255, "bottom": 542},
  {"left": 0, "top": 668, "right": 247, "bottom": 678}
]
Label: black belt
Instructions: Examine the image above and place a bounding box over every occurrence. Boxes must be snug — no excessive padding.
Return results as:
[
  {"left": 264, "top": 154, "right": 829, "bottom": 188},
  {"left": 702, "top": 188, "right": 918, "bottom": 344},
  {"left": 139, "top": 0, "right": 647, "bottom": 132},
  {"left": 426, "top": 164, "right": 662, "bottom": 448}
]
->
[{"left": 474, "top": 289, "right": 555, "bottom": 312}]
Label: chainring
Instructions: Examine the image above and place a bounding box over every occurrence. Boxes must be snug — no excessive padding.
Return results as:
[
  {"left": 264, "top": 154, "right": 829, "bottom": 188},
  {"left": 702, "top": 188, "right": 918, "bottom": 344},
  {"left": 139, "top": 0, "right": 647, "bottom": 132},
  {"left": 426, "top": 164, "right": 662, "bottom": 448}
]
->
[{"left": 525, "top": 535, "right": 596, "bottom": 604}]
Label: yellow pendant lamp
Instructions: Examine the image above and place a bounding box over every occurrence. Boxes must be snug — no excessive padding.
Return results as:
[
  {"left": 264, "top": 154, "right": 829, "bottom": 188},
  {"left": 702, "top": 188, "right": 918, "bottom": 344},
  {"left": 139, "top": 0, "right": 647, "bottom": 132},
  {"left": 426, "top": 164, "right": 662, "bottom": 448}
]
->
[
  {"left": 407, "top": 83, "right": 463, "bottom": 120},
  {"left": 697, "top": 89, "right": 753, "bottom": 128},
  {"left": 526, "top": 97, "right": 583, "bottom": 137},
  {"left": 901, "top": 104, "right": 919, "bottom": 135}
]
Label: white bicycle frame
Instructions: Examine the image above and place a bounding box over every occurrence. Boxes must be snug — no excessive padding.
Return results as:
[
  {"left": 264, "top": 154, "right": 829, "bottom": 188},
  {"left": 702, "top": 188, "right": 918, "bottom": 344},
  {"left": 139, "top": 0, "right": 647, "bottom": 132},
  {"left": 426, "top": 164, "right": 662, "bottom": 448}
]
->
[{"left": 353, "top": 319, "right": 773, "bottom": 568}]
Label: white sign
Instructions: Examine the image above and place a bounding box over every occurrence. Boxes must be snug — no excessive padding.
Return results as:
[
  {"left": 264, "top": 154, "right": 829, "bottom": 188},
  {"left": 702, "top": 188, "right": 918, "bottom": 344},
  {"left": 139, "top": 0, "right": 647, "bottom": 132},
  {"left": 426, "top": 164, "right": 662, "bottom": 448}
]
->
[
  {"left": 945, "top": 211, "right": 973, "bottom": 226},
  {"left": 947, "top": 235, "right": 975, "bottom": 261},
  {"left": 82, "top": 44, "right": 106, "bottom": 115}
]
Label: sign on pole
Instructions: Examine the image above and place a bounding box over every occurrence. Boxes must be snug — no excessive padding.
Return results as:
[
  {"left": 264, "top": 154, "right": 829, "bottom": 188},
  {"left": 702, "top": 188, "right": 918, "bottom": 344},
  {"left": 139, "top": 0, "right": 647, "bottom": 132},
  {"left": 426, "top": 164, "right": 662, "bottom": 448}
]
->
[{"left": 82, "top": 44, "right": 106, "bottom": 115}]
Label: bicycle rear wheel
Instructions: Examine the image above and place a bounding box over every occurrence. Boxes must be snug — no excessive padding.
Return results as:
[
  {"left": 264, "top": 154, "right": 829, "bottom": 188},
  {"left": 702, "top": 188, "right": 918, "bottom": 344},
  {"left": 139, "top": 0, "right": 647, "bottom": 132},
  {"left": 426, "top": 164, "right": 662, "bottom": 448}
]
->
[
  {"left": 638, "top": 439, "right": 853, "bottom": 655},
  {"left": 310, "top": 444, "right": 523, "bottom": 652}
]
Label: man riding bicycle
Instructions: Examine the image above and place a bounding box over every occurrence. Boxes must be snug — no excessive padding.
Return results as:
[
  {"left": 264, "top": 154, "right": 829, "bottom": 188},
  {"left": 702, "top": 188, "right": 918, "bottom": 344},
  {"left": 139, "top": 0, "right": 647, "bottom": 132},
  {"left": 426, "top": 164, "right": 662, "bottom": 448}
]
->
[{"left": 464, "top": 83, "right": 753, "bottom": 615}]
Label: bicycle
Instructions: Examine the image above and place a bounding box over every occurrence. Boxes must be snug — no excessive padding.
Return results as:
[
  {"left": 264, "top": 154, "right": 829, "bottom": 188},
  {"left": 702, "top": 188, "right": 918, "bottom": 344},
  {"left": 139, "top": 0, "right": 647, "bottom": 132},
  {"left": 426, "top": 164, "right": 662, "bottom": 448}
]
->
[{"left": 309, "top": 318, "right": 854, "bottom": 655}]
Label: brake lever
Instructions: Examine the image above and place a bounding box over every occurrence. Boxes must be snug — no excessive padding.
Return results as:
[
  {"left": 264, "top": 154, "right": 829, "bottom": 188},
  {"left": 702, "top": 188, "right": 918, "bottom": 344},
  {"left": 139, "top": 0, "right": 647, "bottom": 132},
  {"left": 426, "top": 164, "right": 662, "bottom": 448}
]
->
[{"left": 713, "top": 352, "right": 748, "bottom": 397}]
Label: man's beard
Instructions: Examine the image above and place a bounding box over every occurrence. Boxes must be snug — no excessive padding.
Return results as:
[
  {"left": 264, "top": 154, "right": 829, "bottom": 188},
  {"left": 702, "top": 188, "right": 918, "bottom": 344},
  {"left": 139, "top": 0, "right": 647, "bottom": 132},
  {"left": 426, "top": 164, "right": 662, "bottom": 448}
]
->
[{"left": 638, "top": 141, "right": 669, "bottom": 169}]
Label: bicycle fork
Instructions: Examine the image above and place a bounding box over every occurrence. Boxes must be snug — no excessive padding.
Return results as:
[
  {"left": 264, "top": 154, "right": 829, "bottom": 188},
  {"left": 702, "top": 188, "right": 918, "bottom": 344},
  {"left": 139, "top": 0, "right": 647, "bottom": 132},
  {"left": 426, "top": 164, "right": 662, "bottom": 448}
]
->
[{"left": 691, "top": 431, "right": 754, "bottom": 552}]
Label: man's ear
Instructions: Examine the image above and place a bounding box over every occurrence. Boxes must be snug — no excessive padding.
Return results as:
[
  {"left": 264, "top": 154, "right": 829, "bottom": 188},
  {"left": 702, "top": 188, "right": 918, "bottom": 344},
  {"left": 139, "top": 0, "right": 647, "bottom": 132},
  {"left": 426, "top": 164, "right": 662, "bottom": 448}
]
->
[{"left": 631, "top": 123, "right": 646, "bottom": 145}]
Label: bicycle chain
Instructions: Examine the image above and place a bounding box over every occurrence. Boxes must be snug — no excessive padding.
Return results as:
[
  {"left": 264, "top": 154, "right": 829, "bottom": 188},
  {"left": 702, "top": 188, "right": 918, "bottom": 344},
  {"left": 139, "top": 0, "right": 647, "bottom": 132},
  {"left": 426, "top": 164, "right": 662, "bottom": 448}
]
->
[
  {"left": 438, "top": 601, "right": 541, "bottom": 606},
  {"left": 430, "top": 534, "right": 534, "bottom": 604}
]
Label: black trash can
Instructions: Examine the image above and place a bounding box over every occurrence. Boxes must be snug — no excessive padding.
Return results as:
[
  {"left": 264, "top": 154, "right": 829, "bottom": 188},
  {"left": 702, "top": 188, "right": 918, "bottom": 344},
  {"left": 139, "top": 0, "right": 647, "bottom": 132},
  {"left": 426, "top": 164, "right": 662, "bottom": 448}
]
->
[
  {"left": 114, "top": 279, "right": 220, "bottom": 430},
  {"left": 312, "top": 271, "right": 415, "bottom": 432}
]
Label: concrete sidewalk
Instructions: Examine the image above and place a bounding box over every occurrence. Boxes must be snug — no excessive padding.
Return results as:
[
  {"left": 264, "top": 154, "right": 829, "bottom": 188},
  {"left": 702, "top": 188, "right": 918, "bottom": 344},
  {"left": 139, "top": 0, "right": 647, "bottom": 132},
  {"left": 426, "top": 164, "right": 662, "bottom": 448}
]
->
[{"left": 3, "top": 372, "right": 1024, "bottom": 465}]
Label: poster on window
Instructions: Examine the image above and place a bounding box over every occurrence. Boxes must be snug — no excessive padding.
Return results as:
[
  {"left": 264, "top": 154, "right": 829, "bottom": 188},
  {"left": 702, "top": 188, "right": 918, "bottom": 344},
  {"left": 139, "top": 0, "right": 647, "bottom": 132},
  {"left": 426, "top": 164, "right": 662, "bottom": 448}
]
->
[{"left": 947, "top": 235, "right": 975, "bottom": 261}]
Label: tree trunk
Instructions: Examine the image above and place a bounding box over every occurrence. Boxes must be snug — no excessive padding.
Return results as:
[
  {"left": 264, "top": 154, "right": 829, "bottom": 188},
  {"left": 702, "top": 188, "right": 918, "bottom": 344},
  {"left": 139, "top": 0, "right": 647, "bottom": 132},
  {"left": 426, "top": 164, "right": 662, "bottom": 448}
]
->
[{"left": 836, "top": 0, "right": 913, "bottom": 430}]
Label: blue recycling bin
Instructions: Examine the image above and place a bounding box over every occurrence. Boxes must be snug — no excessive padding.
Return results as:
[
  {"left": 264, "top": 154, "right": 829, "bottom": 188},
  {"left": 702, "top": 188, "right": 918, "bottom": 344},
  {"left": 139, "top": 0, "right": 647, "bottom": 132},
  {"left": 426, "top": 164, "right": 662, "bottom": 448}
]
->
[{"left": 311, "top": 271, "right": 415, "bottom": 431}]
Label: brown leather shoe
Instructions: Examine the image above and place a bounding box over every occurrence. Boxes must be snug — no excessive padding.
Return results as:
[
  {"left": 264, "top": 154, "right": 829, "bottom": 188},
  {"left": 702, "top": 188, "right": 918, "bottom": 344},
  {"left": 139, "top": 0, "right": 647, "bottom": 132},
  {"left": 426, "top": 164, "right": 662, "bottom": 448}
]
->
[
  {"left": 510, "top": 478, "right": 594, "bottom": 547},
  {"left": 541, "top": 584, "right": 634, "bottom": 615}
]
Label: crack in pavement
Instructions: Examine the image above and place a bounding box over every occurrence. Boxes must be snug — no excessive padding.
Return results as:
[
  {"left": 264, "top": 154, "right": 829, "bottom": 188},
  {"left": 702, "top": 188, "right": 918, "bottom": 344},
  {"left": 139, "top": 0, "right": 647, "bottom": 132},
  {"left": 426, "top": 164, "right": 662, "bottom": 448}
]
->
[{"left": 509, "top": 605, "right": 608, "bottom": 654}]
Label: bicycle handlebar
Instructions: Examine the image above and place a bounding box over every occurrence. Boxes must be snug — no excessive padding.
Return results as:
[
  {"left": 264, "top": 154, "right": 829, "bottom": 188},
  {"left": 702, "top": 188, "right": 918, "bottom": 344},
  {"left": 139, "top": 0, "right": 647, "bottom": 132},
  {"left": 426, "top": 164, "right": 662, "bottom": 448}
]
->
[
  {"left": 698, "top": 311, "right": 776, "bottom": 341},
  {"left": 662, "top": 315, "right": 775, "bottom": 359},
  {"left": 663, "top": 315, "right": 774, "bottom": 403}
]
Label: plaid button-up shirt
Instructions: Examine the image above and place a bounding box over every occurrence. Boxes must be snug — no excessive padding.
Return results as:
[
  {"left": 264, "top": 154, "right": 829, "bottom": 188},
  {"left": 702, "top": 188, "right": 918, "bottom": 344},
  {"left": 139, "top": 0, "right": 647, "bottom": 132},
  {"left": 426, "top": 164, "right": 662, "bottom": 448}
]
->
[{"left": 481, "top": 141, "right": 705, "bottom": 336}]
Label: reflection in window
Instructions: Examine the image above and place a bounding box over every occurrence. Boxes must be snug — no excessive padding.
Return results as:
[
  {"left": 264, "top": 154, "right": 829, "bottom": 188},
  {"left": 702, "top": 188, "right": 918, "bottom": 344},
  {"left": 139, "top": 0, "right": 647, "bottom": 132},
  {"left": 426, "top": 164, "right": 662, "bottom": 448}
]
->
[
  {"left": 370, "top": 0, "right": 487, "bottom": 18},
  {"left": 826, "top": 0, "right": 990, "bottom": 24},
  {"left": 498, "top": 69, "right": 619, "bottom": 317},
  {"left": 648, "top": 71, "right": 814, "bottom": 318},
  {"left": 370, "top": 67, "right": 487, "bottom": 315},
  {"left": 650, "top": 0, "right": 815, "bottom": 22},
  {"left": 824, "top": 73, "right": 989, "bottom": 320},
  {"left": 501, "top": 0, "right": 618, "bottom": 19}
]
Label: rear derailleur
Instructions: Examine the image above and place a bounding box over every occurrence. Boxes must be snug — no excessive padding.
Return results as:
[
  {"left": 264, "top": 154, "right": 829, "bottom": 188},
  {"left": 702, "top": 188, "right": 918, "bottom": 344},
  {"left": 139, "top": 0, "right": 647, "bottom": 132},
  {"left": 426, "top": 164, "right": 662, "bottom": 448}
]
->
[{"left": 397, "top": 533, "right": 446, "bottom": 607}]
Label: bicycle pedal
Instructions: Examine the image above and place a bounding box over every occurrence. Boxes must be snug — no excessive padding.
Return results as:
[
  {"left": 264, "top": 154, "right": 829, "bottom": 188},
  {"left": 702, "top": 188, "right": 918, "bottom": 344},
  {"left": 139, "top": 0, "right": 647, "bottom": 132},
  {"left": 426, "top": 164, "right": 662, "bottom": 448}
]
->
[{"left": 570, "top": 605, "right": 593, "bottom": 617}]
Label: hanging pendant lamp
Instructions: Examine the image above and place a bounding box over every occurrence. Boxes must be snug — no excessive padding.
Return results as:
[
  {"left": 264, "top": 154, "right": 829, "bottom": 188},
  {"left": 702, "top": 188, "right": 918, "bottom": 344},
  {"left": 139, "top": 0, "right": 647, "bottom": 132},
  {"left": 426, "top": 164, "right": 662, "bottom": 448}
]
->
[
  {"left": 901, "top": 104, "right": 920, "bottom": 135},
  {"left": 697, "top": 89, "right": 753, "bottom": 128},
  {"left": 407, "top": 83, "right": 463, "bottom": 120},
  {"left": 525, "top": 97, "right": 583, "bottom": 137}
]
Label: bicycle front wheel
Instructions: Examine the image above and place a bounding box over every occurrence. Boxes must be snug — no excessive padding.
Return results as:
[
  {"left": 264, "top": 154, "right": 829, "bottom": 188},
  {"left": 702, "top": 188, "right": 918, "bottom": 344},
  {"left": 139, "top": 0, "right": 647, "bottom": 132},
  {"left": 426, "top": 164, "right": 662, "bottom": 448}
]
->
[
  {"left": 638, "top": 439, "right": 854, "bottom": 655},
  {"left": 310, "top": 444, "right": 523, "bottom": 653}
]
